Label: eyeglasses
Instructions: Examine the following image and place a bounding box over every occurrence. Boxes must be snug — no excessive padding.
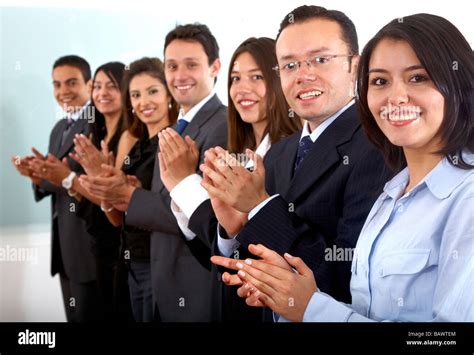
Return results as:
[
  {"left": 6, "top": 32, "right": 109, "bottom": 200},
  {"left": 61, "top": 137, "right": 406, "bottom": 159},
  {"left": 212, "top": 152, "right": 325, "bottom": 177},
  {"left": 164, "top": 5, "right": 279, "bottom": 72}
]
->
[{"left": 273, "top": 54, "right": 354, "bottom": 77}]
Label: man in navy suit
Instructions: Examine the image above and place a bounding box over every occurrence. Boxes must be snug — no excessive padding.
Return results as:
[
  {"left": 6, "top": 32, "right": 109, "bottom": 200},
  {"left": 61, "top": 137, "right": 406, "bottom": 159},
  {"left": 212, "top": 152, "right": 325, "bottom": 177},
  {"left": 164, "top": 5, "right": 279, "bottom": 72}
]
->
[{"left": 204, "top": 6, "right": 392, "bottom": 304}]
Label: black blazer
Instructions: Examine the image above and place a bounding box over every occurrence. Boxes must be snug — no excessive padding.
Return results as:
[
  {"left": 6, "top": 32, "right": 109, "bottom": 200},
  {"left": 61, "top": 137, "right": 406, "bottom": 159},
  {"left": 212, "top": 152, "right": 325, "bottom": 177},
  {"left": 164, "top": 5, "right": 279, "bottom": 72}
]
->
[
  {"left": 235, "top": 105, "right": 392, "bottom": 303},
  {"left": 125, "top": 94, "right": 227, "bottom": 321},
  {"left": 33, "top": 107, "right": 97, "bottom": 283}
]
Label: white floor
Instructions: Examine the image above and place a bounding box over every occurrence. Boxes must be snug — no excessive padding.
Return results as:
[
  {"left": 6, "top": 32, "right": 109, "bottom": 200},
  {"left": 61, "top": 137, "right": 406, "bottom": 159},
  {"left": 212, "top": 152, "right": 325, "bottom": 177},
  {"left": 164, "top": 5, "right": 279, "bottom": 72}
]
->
[{"left": 0, "top": 224, "right": 66, "bottom": 322}]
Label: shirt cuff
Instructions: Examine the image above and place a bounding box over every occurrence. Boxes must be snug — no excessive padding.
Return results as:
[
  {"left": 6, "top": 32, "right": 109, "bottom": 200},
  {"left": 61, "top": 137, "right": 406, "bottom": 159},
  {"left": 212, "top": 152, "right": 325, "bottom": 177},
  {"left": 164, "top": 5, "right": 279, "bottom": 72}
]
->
[
  {"left": 217, "top": 224, "right": 240, "bottom": 257},
  {"left": 170, "top": 200, "right": 196, "bottom": 241},
  {"left": 170, "top": 174, "right": 209, "bottom": 219},
  {"left": 248, "top": 194, "right": 279, "bottom": 220},
  {"left": 302, "top": 292, "right": 359, "bottom": 322}
]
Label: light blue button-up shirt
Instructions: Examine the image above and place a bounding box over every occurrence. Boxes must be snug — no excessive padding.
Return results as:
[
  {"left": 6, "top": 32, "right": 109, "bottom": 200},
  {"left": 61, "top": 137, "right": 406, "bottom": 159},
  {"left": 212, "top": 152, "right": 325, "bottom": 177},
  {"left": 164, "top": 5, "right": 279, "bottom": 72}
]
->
[{"left": 296, "top": 152, "right": 474, "bottom": 322}]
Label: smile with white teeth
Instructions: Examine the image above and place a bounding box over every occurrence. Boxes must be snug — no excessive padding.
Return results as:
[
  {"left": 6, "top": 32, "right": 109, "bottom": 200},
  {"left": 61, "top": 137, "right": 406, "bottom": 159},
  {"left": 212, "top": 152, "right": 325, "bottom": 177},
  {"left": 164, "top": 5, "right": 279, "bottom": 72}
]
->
[
  {"left": 141, "top": 108, "right": 155, "bottom": 115},
  {"left": 240, "top": 100, "right": 257, "bottom": 107},
  {"left": 98, "top": 99, "right": 111, "bottom": 104},
  {"left": 176, "top": 84, "right": 193, "bottom": 90},
  {"left": 388, "top": 113, "right": 420, "bottom": 121},
  {"left": 385, "top": 105, "right": 421, "bottom": 122},
  {"left": 298, "top": 90, "right": 322, "bottom": 100}
]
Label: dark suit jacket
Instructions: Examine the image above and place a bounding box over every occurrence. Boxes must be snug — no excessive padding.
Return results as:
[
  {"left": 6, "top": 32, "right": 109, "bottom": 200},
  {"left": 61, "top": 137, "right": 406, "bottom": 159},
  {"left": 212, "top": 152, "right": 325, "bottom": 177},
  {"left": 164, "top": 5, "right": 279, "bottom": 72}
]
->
[
  {"left": 235, "top": 105, "right": 392, "bottom": 303},
  {"left": 33, "top": 108, "right": 97, "bottom": 284},
  {"left": 188, "top": 190, "right": 263, "bottom": 321},
  {"left": 125, "top": 94, "right": 227, "bottom": 322}
]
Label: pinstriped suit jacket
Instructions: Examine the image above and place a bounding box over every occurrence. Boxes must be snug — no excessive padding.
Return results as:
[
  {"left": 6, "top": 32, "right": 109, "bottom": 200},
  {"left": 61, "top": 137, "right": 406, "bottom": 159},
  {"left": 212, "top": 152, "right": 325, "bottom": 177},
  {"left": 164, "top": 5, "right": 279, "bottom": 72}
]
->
[{"left": 236, "top": 105, "right": 392, "bottom": 303}]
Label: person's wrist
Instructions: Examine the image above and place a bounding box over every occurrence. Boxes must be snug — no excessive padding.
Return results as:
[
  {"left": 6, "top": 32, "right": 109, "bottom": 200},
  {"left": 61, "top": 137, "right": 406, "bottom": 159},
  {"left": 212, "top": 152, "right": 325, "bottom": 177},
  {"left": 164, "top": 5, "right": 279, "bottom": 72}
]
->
[
  {"left": 170, "top": 170, "right": 193, "bottom": 191},
  {"left": 244, "top": 191, "right": 270, "bottom": 212},
  {"left": 123, "top": 184, "right": 136, "bottom": 204},
  {"left": 167, "top": 179, "right": 178, "bottom": 192},
  {"left": 255, "top": 191, "right": 270, "bottom": 208},
  {"left": 61, "top": 171, "right": 76, "bottom": 189}
]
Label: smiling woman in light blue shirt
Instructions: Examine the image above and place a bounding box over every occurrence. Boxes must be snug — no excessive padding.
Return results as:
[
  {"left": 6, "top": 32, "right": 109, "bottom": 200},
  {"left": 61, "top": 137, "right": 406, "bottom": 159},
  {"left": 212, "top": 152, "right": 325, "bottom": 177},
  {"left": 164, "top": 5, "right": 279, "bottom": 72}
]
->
[
  {"left": 210, "top": 13, "right": 474, "bottom": 322},
  {"left": 303, "top": 152, "right": 474, "bottom": 321}
]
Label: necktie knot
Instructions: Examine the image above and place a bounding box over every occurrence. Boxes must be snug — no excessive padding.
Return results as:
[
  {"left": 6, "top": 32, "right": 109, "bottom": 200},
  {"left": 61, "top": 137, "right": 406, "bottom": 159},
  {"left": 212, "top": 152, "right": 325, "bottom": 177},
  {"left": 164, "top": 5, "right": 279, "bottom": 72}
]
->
[
  {"left": 176, "top": 119, "right": 189, "bottom": 135},
  {"left": 294, "top": 135, "right": 313, "bottom": 171},
  {"left": 65, "top": 117, "right": 74, "bottom": 130},
  {"left": 61, "top": 118, "right": 75, "bottom": 146}
]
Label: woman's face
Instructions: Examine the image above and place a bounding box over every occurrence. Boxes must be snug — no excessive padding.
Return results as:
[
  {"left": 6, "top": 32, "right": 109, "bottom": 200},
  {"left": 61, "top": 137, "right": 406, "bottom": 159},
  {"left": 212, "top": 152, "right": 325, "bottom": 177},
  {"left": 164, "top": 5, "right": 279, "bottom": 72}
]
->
[
  {"left": 129, "top": 73, "right": 170, "bottom": 126},
  {"left": 367, "top": 39, "right": 445, "bottom": 154},
  {"left": 229, "top": 51, "right": 267, "bottom": 125},
  {"left": 92, "top": 70, "right": 122, "bottom": 117}
]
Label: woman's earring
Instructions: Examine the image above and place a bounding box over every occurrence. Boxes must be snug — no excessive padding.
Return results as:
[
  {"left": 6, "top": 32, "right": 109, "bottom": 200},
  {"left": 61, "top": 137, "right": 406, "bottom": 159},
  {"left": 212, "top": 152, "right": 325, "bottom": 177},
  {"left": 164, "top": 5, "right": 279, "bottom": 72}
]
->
[
  {"left": 132, "top": 109, "right": 135, "bottom": 115},
  {"left": 168, "top": 102, "right": 172, "bottom": 110}
]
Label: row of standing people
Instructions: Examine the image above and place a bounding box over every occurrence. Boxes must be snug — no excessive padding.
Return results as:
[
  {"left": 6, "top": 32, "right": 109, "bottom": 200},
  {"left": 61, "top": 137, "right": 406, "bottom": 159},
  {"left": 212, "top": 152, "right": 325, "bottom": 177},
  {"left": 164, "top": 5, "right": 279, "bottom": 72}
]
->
[
  {"left": 12, "top": 5, "right": 473, "bottom": 322},
  {"left": 12, "top": 23, "right": 300, "bottom": 321}
]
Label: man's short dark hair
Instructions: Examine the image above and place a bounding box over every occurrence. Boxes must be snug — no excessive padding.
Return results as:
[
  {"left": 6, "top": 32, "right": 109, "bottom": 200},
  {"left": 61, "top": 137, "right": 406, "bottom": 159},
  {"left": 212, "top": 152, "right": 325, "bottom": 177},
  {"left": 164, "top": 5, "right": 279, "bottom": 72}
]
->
[
  {"left": 53, "top": 55, "right": 91, "bottom": 82},
  {"left": 277, "top": 5, "right": 359, "bottom": 55},
  {"left": 164, "top": 23, "right": 220, "bottom": 65}
]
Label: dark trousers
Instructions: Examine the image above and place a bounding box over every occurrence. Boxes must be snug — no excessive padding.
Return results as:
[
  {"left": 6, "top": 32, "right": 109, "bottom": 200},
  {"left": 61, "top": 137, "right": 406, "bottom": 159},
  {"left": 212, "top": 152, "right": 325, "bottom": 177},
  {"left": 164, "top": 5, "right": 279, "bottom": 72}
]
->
[
  {"left": 59, "top": 273, "right": 102, "bottom": 322},
  {"left": 95, "top": 251, "right": 133, "bottom": 321},
  {"left": 128, "top": 261, "right": 153, "bottom": 322}
]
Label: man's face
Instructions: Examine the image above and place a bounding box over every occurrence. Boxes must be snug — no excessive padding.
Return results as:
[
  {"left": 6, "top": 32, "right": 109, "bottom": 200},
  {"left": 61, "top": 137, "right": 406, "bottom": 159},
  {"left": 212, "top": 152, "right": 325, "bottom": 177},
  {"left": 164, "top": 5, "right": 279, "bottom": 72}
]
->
[
  {"left": 164, "top": 39, "right": 220, "bottom": 114},
  {"left": 52, "top": 65, "right": 91, "bottom": 112},
  {"left": 276, "top": 19, "right": 359, "bottom": 127}
]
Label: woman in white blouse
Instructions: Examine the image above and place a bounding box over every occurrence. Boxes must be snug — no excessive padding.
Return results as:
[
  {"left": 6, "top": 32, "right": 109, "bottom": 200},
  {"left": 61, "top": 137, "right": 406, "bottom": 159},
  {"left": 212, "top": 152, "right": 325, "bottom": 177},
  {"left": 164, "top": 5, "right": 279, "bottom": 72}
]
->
[
  {"left": 211, "top": 13, "right": 474, "bottom": 322},
  {"left": 226, "top": 37, "right": 301, "bottom": 170}
]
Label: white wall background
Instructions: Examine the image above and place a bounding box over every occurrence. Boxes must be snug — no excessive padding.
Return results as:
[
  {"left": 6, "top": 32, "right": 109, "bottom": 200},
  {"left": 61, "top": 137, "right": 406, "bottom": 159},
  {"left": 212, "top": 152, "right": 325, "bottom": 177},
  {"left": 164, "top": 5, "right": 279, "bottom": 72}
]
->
[
  {"left": 0, "top": 225, "right": 65, "bottom": 321},
  {"left": 0, "top": 0, "right": 472, "bottom": 321},
  {"left": 0, "top": 0, "right": 472, "bottom": 227}
]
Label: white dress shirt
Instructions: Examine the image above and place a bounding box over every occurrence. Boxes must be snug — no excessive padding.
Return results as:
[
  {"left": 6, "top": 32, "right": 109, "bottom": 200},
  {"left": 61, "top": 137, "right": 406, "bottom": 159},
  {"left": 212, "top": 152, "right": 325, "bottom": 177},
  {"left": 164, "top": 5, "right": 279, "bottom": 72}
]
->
[
  {"left": 170, "top": 133, "right": 271, "bottom": 247},
  {"left": 176, "top": 90, "right": 215, "bottom": 125}
]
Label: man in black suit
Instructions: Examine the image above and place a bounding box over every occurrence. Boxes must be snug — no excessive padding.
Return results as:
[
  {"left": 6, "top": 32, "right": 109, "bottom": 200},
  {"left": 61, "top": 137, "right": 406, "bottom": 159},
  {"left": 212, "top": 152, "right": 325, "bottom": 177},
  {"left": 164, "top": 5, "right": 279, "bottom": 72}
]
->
[
  {"left": 203, "top": 6, "right": 392, "bottom": 304},
  {"left": 77, "top": 24, "right": 227, "bottom": 321},
  {"left": 12, "top": 55, "right": 102, "bottom": 321}
]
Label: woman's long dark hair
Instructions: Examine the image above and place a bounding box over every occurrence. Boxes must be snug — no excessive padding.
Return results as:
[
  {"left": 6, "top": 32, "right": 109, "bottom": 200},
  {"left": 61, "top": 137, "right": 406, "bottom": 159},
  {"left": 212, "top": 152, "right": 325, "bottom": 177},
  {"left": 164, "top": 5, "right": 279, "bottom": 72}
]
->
[
  {"left": 357, "top": 14, "right": 474, "bottom": 171},
  {"left": 121, "top": 57, "right": 178, "bottom": 139},
  {"left": 227, "top": 37, "right": 301, "bottom": 153},
  {"left": 90, "top": 61, "right": 126, "bottom": 155}
]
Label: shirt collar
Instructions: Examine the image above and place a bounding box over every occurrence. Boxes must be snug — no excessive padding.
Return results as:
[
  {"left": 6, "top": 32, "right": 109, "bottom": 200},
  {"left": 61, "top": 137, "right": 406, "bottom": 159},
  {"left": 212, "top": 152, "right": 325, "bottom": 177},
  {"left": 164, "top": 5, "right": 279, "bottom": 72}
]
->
[
  {"left": 383, "top": 168, "right": 409, "bottom": 200},
  {"left": 300, "top": 100, "right": 355, "bottom": 143},
  {"left": 384, "top": 151, "right": 474, "bottom": 200},
  {"left": 245, "top": 133, "right": 271, "bottom": 170},
  {"left": 177, "top": 90, "right": 215, "bottom": 124},
  {"left": 67, "top": 100, "right": 90, "bottom": 121},
  {"left": 255, "top": 133, "right": 271, "bottom": 157},
  {"left": 424, "top": 152, "right": 474, "bottom": 199}
]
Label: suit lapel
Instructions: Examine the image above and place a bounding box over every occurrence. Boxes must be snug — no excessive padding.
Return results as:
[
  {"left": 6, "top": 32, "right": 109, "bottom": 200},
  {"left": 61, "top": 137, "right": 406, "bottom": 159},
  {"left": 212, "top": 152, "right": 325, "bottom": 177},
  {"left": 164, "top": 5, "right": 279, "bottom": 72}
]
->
[
  {"left": 271, "top": 133, "right": 299, "bottom": 195},
  {"left": 49, "top": 120, "right": 67, "bottom": 156},
  {"left": 285, "top": 105, "right": 360, "bottom": 202},
  {"left": 151, "top": 148, "right": 164, "bottom": 193},
  {"left": 181, "top": 94, "right": 222, "bottom": 141},
  {"left": 152, "top": 94, "right": 223, "bottom": 193},
  {"left": 56, "top": 118, "right": 89, "bottom": 159},
  {"left": 56, "top": 104, "right": 93, "bottom": 158}
]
